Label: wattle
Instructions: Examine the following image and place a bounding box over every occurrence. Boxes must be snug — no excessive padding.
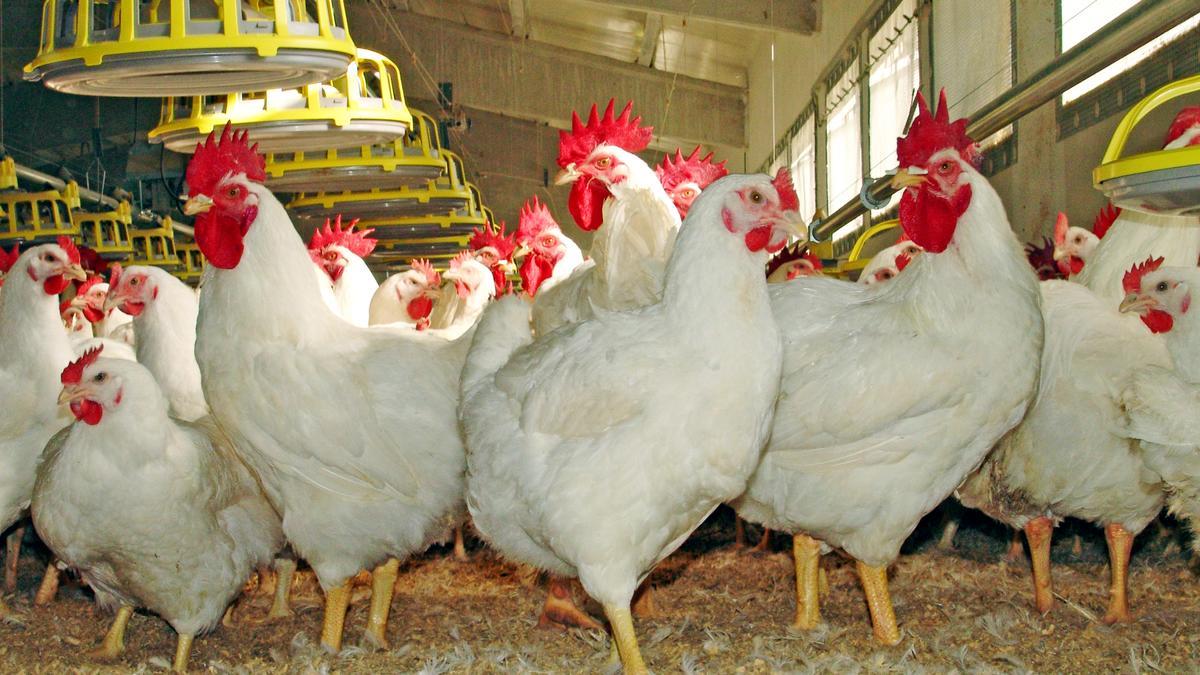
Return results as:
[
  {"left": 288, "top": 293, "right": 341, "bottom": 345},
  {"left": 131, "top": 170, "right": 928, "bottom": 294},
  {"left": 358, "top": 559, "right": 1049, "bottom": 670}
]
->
[
  {"left": 899, "top": 185, "right": 972, "bottom": 253},
  {"left": 43, "top": 274, "right": 69, "bottom": 295},
  {"left": 568, "top": 177, "right": 610, "bottom": 231},
  {"left": 1141, "top": 309, "right": 1174, "bottom": 334},
  {"left": 69, "top": 399, "right": 103, "bottom": 425},
  {"left": 520, "top": 254, "right": 556, "bottom": 297},
  {"left": 194, "top": 206, "right": 256, "bottom": 269},
  {"left": 82, "top": 305, "right": 105, "bottom": 323},
  {"left": 121, "top": 301, "right": 146, "bottom": 317},
  {"left": 406, "top": 295, "right": 433, "bottom": 321}
]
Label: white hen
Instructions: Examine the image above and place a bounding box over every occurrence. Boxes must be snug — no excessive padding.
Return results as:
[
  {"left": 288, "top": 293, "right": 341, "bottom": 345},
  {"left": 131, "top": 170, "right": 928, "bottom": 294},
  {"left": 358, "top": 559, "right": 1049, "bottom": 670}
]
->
[{"left": 308, "top": 215, "right": 379, "bottom": 326}]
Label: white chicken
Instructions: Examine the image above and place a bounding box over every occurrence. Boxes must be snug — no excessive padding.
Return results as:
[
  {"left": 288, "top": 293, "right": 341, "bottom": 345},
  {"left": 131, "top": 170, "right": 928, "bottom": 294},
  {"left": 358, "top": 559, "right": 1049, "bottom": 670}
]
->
[
  {"left": 515, "top": 196, "right": 585, "bottom": 302},
  {"left": 0, "top": 238, "right": 86, "bottom": 618},
  {"left": 183, "top": 126, "right": 468, "bottom": 652},
  {"left": 529, "top": 100, "right": 680, "bottom": 335},
  {"left": 68, "top": 276, "right": 135, "bottom": 344},
  {"left": 857, "top": 239, "right": 922, "bottom": 286},
  {"left": 461, "top": 169, "right": 802, "bottom": 673},
  {"left": 368, "top": 259, "right": 441, "bottom": 328},
  {"left": 1052, "top": 206, "right": 1117, "bottom": 278},
  {"left": 427, "top": 251, "right": 498, "bottom": 339},
  {"left": 0, "top": 244, "right": 20, "bottom": 296},
  {"left": 467, "top": 223, "right": 519, "bottom": 298},
  {"left": 32, "top": 347, "right": 283, "bottom": 672},
  {"left": 734, "top": 91, "right": 1043, "bottom": 644},
  {"left": 654, "top": 146, "right": 729, "bottom": 220},
  {"left": 308, "top": 215, "right": 379, "bottom": 327}
]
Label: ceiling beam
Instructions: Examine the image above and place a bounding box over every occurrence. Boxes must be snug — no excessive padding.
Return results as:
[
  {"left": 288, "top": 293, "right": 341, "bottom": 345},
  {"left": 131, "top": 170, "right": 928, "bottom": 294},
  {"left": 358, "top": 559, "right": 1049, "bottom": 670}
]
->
[
  {"left": 508, "top": 0, "right": 529, "bottom": 38},
  {"left": 565, "top": 0, "right": 818, "bottom": 35},
  {"left": 349, "top": 5, "right": 746, "bottom": 151},
  {"left": 636, "top": 13, "right": 664, "bottom": 67}
]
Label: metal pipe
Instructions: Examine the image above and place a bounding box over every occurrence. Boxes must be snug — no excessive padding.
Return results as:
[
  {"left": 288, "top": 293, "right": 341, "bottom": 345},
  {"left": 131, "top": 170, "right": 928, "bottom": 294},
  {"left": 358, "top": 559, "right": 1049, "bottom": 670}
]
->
[
  {"left": 812, "top": 0, "right": 1198, "bottom": 241},
  {"left": 11, "top": 161, "right": 193, "bottom": 236}
]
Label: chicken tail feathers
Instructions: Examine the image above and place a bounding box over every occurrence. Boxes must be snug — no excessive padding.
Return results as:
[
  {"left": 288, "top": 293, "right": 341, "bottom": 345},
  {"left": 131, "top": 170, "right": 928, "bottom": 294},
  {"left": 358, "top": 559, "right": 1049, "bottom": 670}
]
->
[{"left": 461, "top": 294, "right": 534, "bottom": 400}]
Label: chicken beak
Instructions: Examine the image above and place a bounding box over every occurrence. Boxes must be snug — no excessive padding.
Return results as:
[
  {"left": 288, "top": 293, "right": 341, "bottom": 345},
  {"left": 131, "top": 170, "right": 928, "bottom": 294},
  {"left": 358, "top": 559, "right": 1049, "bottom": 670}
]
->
[
  {"left": 512, "top": 244, "right": 531, "bottom": 260},
  {"left": 182, "top": 194, "right": 213, "bottom": 215},
  {"left": 889, "top": 167, "right": 929, "bottom": 190},
  {"left": 500, "top": 260, "right": 518, "bottom": 275},
  {"left": 1052, "top": 248, "right": 1067, "bottom": 261},
  {"left": 102, "top": 291, "right": 124, "bottom": 314},
  {"left": 1119, "top": 293, "right": 1154, "bottom": 315},
  {"left": 57, "top": 385, "right": 87, "bottom": 407},
  {"left": 63, "top": 263, "right": 87, "bottom": 282},
  {"left": 775, "top": 212, "right": 809, "bottom": 245},
  {"left": 554, "top": 165, "right": 580, "bottom": 186}
]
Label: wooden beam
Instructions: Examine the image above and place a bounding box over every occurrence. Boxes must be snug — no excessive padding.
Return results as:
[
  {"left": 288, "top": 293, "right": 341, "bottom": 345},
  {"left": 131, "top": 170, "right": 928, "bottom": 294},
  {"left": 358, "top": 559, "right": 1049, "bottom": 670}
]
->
[
  {"left": 636, "top": 13, "right": 663, "bottom": 67},
  {"left": 567, "top": 0, "right": 818, "bottom": 35}
]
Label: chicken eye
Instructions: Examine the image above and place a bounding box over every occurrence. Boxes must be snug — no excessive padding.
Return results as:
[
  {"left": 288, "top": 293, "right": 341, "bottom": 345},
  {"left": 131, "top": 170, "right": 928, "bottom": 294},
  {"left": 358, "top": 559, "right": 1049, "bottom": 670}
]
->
[
  {"left": 93, "top": 372, "right": 106, "bottom": 383},
  {"left": 1157, "top": 281, "right": 1169, "bottom": 292},
  {"left": 937, "top": 161, "right": 953, "bottom": 174},
  {"left": 749, "top": 191, "right": 763, "bottom": 204},
  {"left": 130, "top": 277, "right": 140, "bottom": 286},
  {"left": 43, "top": 253, "right": 55, "bottom": 262},
  {"left": 680, "top": 189, "right": 696, "bottom": 199},
  {"left": 540, "top": 236, "right": 556, "bottom": 248},
  {"left": 226, "top": 187, "right": 240, "bottom": 198},
  {"left": 595, "top": 156, "right": 612, "bottom": 169}
]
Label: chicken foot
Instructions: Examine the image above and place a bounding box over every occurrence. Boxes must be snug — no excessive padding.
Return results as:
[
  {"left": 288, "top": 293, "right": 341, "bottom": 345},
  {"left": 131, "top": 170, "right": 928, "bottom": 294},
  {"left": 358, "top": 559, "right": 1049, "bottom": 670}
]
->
[
  {"left": 1024, "top": 516, "right": 1054, "bottom": 613},
  {"left": 172, "top": 632, "right": 194, "bottom": 673},
  {"left": 537, "top": 576, "right": 603, "bottom": 631},
  {"left": 733, "top": 518, "right": 747, "bottom": 548},
  {"left": 1004, "top": 529, "right": 1025, "bottom": 563},
  {"left": 33, "top": 561, "right": 60, "bottom": 606},
  {"left": 453, "top": 526, "right": 469, "bottom": 562},
  {"left": 90, "top": 605, "right": 133, "bottom": 660},
  {"left": 603, "top": 603, "right": 648, "bottom": 674},
  {"left": 318, "top": 579, "right": 353, "bottom": 654},
  {"left": 753, "top": 528, "right": 774, "bottom": 553},
  {"left": 364, "top": 558, "right": 400, "bottom": 649},
  {"left": 856, "top": 561, "right": 901, "bottom": 645},
  {"left": 1103, "top": 523, "right": 1134, "bottom": 624},
  {"left": 792, "top": 534, "right": 822, "bottom": 630},
  {"left": 266, "top": 557, "right": 296, "bottom": 620},
  {"left": 4, "top": 527, "right": 23, "bottom": 592}
]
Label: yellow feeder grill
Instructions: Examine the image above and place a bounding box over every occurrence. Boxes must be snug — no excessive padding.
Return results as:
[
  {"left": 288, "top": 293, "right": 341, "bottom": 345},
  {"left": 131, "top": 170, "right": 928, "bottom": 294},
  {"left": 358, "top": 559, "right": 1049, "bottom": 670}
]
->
[
  {"left": 0, "top": 158, "right": 16, "bottom": 190},
  {"left": 150, "top": 47, "right": 412, "bottom": 154},
  {"left": 828, "top": 219, "right": 901, "bottom": 278},
  {"left": 1094, "top": 73, "right": 1200, "bottom": 216},
  {"left": 264, "top": 108, "right": 446, "bottom": 193},
  {"left": 287, "top": 151, "right": 475, "bottom": 224},
  {"left": 24, "top": 0, "right": 355, "bottom": 97},
  {"left": 75, "top": 200, "right": 135, "bottom": 260},
  {"left": 364, "top": 194, "right": 490, "bottom": 264},
  {"left": 174, "top": 237, "right": 206, "bottom": 284},
  {"left": 0, "top": 181, "right": 82, "bottom": 243},
  {"left": 129, "top": 218, "right": 180, "bottom": 269}
]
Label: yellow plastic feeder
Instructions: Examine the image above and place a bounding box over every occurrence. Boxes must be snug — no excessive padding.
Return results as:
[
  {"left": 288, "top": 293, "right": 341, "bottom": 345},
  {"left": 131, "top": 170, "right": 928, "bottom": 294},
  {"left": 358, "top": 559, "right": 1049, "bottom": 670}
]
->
[
  {"left": 264, "top": 108, "right": 446, "bottom": 193},
  {"left": 75, "top": 200, "right": 135, "bottom": 260},
  {"left": 286, "top": 151, "right": 475, "bottom": 225},
  {"left": 1094, "top": 73, "right": 1200, "bottom": 216},
  {"left": 150, "top": 47, "right": 412, "bottom": 154},
  {"left": 364, "top": 193, "right": 491, "bottom": 265},
  {"left": 0, "top": 158, "right": 17, "bottom": 190},
  {"left": 129, "top": 218, "right": 180, "bottom": 269},
  {"left": 24, "top": 0, "right": 355, "bottom": 97},
  {"left": 0, "top": 181, "right": 82, "bottom": 243},
  {"left": 174, "top": 237, "right": 205, "bottom": 284},
  {"left": 829, "top": 219, "right": 900, "bottom": 278}
]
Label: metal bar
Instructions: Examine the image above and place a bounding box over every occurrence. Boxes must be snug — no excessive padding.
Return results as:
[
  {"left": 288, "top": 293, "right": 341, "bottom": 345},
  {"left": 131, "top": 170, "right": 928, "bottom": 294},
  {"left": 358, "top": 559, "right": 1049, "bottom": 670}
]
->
[
  {"left": 11, "top": 161, "right": 194, "bottom": 236},
  {"left": 812, "top": 0, "right": 1198, "bottom": 241}
]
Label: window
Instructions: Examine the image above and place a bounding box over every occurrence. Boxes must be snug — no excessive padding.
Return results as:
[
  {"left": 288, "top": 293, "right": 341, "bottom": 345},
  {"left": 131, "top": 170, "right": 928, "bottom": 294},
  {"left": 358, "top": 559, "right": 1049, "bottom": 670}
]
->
[
  {"left": 826, "top": 67, "right": 862, "bottom": 241},
  {"left": 789, "top": 115, "right": 817, "bottom": 224},
  {"left": 1060, "top": 0, "right": 1200, "bottom": 103},
  {"left": 932, "top": 0, "right": 1013, "bottom": 120},
  {"left": 868, "top": 0, "right": 919, "bottom": 216}
]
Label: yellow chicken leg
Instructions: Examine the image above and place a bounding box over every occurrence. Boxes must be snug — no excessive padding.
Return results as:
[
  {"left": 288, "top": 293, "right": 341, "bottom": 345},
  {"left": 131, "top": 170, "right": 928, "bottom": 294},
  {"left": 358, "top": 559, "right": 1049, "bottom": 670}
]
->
[
  {"left": 753, "top": 528, "right": 773, "bottom": 553},
  {"left": 603, "top": 603, "right": 648, "bottom": 675},
  {"left": 453, "top": 526, "right": 469, "bottom": 562},
  {"left": 267, "top": 558, "right": 296, "bottom": 620},
  {"left": 1103, "top": 523, "right": 1134, "bottom": 624},
  {"left": 91, "top": 605, "right": 134, "bottom": 660},
  {"left": 1024, "top": 516, "right": 1054, "bottom": 614},
  {"left": 34, "top": 562, "right": 61, "bottom": 606},
  {"left": 172, "top": 632, "right": 194, "bottom": 673},
  {"left": 792, "top": 534, "right": 822, "bottom": 630},
  {"left": 319, "top": 580, "right": 354, "bottom": 654},
  {"left": 365, "top": 558, "right": 399, "bottom": 649},
  {"left": 856, "top": 561, "right": 901, "bottom": 645},
  {"left": 4, "top": 527, "right": 23, "bottom": 592}
]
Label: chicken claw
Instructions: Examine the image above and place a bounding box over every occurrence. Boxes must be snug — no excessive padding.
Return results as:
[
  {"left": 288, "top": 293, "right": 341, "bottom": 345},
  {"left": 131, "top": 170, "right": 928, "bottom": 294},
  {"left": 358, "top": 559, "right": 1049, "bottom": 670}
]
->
[
  {"left": 172, "top": 632, "right": 194, "bottom": 673},
  {"left": 4, "top": 527, "right": 23, "bottom": 592},
  {"left": 1103, "top": 523, "right": 1134, "bottom": 624},
  {"left": 265, "top": 558, "right": 296, "bottom": 620},
  {"left": 1024, "top": 516, "right": 1054, "bottom": 613},
  {"left": 603, "top": 604, "right": 648, "bottom": 674},
  {"left": 856, "top": 561, "right": 901, "bottom": 645},
  {"left": 791, "top": 534, "right": 822, "bottom": 630},
  {"left": 319, "top": 580, "right": 354, "bottom": 654},
  {"left": 364, "top": 558, "right": 399, "bottom": 649},
  {"left": 752, "top": 528, "right": 773, "bottom": 553},
  {"left": 537, "top": 577, "right": 602, "bottom": 631},
  {"left": 90, "top": 605, "right": 133, "bottom": 661},
  {"left": 33, "top": 562, "right": 60, "bottom": 606}
]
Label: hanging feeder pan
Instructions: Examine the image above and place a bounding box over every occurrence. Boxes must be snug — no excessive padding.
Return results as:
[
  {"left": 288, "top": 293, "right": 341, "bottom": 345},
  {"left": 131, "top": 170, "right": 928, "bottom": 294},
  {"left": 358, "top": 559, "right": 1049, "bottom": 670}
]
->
[
  {"left": 174, "top": 237, "right": 206, "bottom": 284},
  {"left": 287, "top": 151, "right": 475, "bottom": 223},
  {"left": 74, "top": 200, "right": 135, "bottom": 260},
  {"left": 149, "top": 47, "right": 412, "bottom": 154},
  {"left": 23, "top": 0, "right": 355, "bottom": 97},
  {"left": 0, "top": 181, "right": 82, "bottom": 244},
  {"left": 264, "top": 109, "right": 445, "bottom": 193},
  {"left": 129, "top": 217, "right": 181, "bottom": 269},
  {"left": 1094, "top": 73, "right": 1200, "bottom": 216}
]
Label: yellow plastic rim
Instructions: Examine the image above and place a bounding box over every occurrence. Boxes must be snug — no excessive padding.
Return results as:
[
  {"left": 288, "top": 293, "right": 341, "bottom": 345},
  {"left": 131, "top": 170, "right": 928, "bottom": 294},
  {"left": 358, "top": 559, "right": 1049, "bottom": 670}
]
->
[
  {"left": 0, "top": 182, "right": 82, "bottom": 242},
  {"left": 75, "top": 201, "right": 135, "bottom": 259},
  {"left": 1093, "top": 73, "right": 1200, "bottom": 187}
]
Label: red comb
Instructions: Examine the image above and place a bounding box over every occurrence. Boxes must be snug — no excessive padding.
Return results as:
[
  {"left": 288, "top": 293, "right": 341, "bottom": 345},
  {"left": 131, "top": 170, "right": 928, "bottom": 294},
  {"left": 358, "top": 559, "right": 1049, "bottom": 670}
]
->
[
  {"left": 1025, "top": 237, "right": 1061, "bottom": 278},
  {"left": 764, "top": 242, "right": 814, "bottom": 279},
  {"left": 895, "top": 252, "right": 912, "bottom": 272},
  {"left": 61, "top": 345, "right": 103, "bottom": 386},
  {"left": 1164, "top": 106, "right": 1200, "bottom": 148},
  {"left": 1123, "top": 256, "right": 1164, "bottom": 295},
  {"left": 450, "top": 250, "right": 474, "bottom": 269},
  {"left": 558, "top": 100, "right": 653, "bottom": 168},
  {"left": 517, "top": 196, "right": 560, "bottom": 243},
  {"left": 186, "top": 123, "right": 266, "bottom": 197},
  {"left": 409, "top": 258, "right": 440, "bottom": 286},
  {"left": 1053, "top": 212, "right": 1069, "bottom": 246},
  {"left": 0, "top": 244, "right": 19, "bottom": 274},
  {"left": 468, "top": 222, "right": 517, "bottom": 261},
  {"left": 655, "top": 146, "right": 729, "bottom": 192},
  {"left": 56, "top": 236, "right": 81, "bottom": 264},
  {"left": 108, "top": 263, "right": 123, "bottom": 289},
  {"left": 896, "top": 90, "right": 978, "bottom": 169},
  {"left": 308, "top": 214, "right": 376, "bottom": 258},
  {"left": 76, "top": 275, "right": 104, "bottom": 296},
  {"left": 773, "top": 167, "right": 800, "bottom": 212},
  {"left": 1093, "top": 203, "right": 1120, "bottom": 239}
]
